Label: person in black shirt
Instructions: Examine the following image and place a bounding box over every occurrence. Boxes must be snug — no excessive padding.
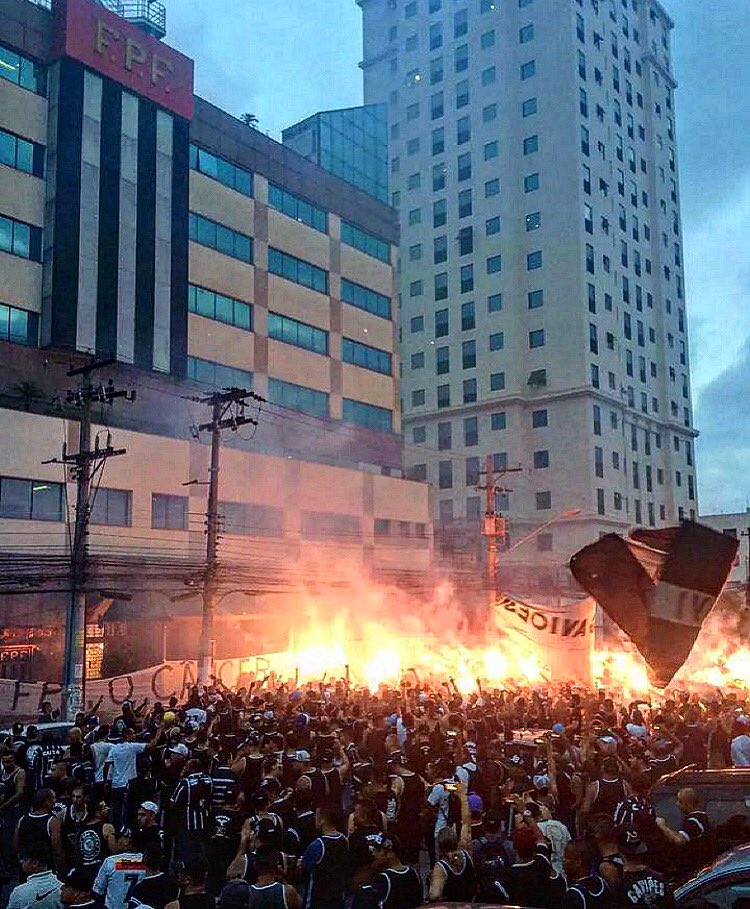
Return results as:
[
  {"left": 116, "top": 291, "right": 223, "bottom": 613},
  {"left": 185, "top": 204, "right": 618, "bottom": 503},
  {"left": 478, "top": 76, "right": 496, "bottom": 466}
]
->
[
  {"left": 492, "top": 824, "right": 563, "bottom": 907},
  {"left": 655, "top": 787, "right": 712, "bottom": 878},
  {"left": 617, "top": 828, "right": 675, "bottom": 908},
  {"left": 351, "top": 833, "right": 421, "bottom": 909},
  {"left": 563, "top": 840, "right": 610, "bottom": 908},
  {"left": 129, "top": 845, "right": 178, "bottom": 909}
]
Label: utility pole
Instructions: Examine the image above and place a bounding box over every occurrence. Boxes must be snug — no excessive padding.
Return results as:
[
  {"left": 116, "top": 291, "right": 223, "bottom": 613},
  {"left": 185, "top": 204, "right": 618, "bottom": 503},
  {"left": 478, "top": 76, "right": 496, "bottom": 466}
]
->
[
  {"left": 193, "top": 387, "right": 262, "bottom": 684},
  {"left": 44, "top": 359, "right": 135, "bottom": 719},
  {"left": 476, "top": 456, "right": 522, "bottom": 603}
]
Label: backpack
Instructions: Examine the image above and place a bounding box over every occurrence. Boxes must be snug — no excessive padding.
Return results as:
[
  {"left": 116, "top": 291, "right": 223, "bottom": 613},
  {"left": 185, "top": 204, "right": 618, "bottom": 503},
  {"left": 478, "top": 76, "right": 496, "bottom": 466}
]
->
[{"left": 474, "top": 834, "right": 509, "bottom": 901}]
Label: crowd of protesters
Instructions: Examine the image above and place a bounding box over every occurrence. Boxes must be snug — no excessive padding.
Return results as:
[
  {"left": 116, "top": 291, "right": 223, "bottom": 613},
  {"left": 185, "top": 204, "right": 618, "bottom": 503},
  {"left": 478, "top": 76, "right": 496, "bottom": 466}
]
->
[{"left": 0, "top": 676, "right": 748, "bottom": 908}]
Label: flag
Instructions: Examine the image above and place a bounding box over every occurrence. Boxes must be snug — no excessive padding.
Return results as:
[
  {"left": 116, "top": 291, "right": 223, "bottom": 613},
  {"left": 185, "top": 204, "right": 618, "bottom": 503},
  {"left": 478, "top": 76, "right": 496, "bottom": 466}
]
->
[{"left": 569, "top": 521, "right": 739, "bottom": 687}]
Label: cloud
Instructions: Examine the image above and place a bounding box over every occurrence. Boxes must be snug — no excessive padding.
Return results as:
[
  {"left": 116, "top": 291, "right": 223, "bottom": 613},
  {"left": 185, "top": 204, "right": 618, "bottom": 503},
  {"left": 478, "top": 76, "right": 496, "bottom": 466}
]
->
[{"left": 696, "top": 337, "right": 750, "bottom": 512}]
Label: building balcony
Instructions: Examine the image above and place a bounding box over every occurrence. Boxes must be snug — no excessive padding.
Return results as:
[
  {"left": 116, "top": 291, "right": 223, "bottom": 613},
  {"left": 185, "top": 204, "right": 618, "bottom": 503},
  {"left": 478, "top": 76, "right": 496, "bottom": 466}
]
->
[{"left": 98, "top": 0, "right": 167, "bottom": 39}]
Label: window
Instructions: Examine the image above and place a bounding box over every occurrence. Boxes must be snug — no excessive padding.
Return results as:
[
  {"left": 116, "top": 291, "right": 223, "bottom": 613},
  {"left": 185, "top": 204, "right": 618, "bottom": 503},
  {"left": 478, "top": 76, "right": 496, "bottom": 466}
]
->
[
  {"left": 597, "top": 488, "right": 605, "bottom": 516},
  {"left": 411, "top": 352, "right": 424, "bottom": 370},
  {"left": 520, "top": 24, "right": 534, "bottom": 43},
  {"left": 487, "top": 255, "right": 501, "bottom": 274},
  {"left": 460, "top": 264, "right": 474, "bottom": 293},
  {"left": 413, "top": 426, "right": 426, "bottom": 444},
  {"left": 614, "top": 492, "right": 623, "bottom": 511},
  {"left": 0, "top": 127, "right": 42, "bottom": 177},
  {"left": 594, "top": 446, "right": 604, "bottom": 479},
  {"left": 461, "top": 301, "right": 475, "bottom": 330},
  {"left": 268, "top": 247, "right": 328, "bottom": 294},
  {"left": 408, "top": 208, "right": 422, "bottom": 227},
  {"left": 189, "top": 285, "right": 252, "bottom": 331},
  {"left": 486, "top": 217, "right": 500, "bottom": 236},
  {"left": 485, "top": 179, "right": 499, "bottom": 197},
  {"left": 529, "top": 328, "right": 545, "bottom": 347},
  {"left": 481, "top": 29, "right": 496, "bottom": 49},
  {"left": 435, "top": 272, "right": 448, "bottom": 300},
  {"left": 430, "top": 57, "right": 443, "bottom": 84},
  {"left": 522, "top": 97, "right": 538, "bottom": 117},
  {"left": 268, "top": 312, "right": 328, "bottom": 355},
  {"left": 585, "top": 243, "right": 595, "bottom": 274},
  {"left": 581, "top": 125, "right": 590, "bottom": 155},
  {"left": 190, "top": 213, "right": 252, "bottom": 263},
  {"left": 464, "top": 417, "right": 479, "bottom": 447},
  {"left": 455, "top": 44, "right": 468, "bottom": 72},
  {"left": 521, "top": 60, "right": 536, "bottom": 80},
  {"left": 431, "top": 127, "right": 444, "bottom": 156},
  {"left": 433, "top": 199, "right": 447, "bottom": 229},
  {"left": 0, "top": 45, "right": 45, "bottom": 94},
  {"left": 466, "top": 458, "right": 481, "bottom": 487},
  {"left": 458, "top": 189, "right": 473, "bottom": 219},
  {"left": 435, "top": 309, "right": 449, "bottom": 337},
  {"left": 457, "top": 116, "right": 471, "bottom": 144},
  {"left": 490, "top": 372, "right": 505, "bottom": 391},
  {"left": 432, "top": 163, "right": 446, "bottom": 192},
  {"left": 524, "top": 135, "right": 539, "bottom": 155},
  {"left": 488, "top": 293, "right": 503, "bottom": 312},
  {"left": 438, "top": 422, "right": 452, "bottom": 451},
  {"left": 187, "top": 357, "right": 253, "bottom": 389},
  {"left": 341, "top": 278, "right": 391, "bottom": 319},
  {"left": 527, "top": 251, "right": 543, "bottom": 270},
  {"left": 491, "top": 412, "right": 507, "bottom": 431},
  {"left": 489, "top": 332, "right": 504, "bottom": 351},
  {"left": 536, "top": 491, "right": 552, "bottom": 510},
  {"left": 0, "top": 476, "right": 63, "bottom": 522},
  {"left": 0, "top": 304, "right": 38, "bottom": 346},
  {"left": 343, "top": 399, "right": 393, "bottom": 434},
  {"left": 434, "top": 235, "right": 447, "bottom": 264},
  {"left": 407, "top": 172, "right": 421, "bottom": 190},
  {"left": 269, "top": 378, "right": 329, "bottom": 419},
  {"left": 430, "top": 22, "right": 443, "bottom": 49},
  {"left": 528, "top": 290, "right": 543, "bottom": 309},
  {"left": 526, "top": 211, "right": 541, "bottom": 231},
  {"left": 589, "top": 322, "right": 598, "bottom": 354},
  {"left": 410, "top": 316, "right": 424, "bottom": 334},
  {"left": 437, "top": 385, "right": 450, "bottom": 408},
  {"left": 532, "top": 409, "right": 548, "bottom": 428},
  {"left": 439, "top": 461, "right": 453, "bottom": 490},
  {"left": 524, "top": 172, "right": 540, "bottom": 192},
  {"left": 593, "top": 404, "right": 601, "bottom": 435},
  {"left": 91, "top": 488, "right": 131, "bottom": 527},
  {"left": 463, "top": 378, "right": 477, "bottom": 403},
  {"left": 454, "top": 8, "right": 468, "bottom": 37},
  {"left": 0, "top": 213, "right": 41, "bottom": 261},
  {"left": 482, "top": 66, "right": 496, "bottom": 86},
  {"left": 410, "top": 280, "right": 423, "bottom": 297},
  {"left": 457, "top": 153, "right": 472, "bottom": 181},
  {"left": 341, "top": 222, "right": 390, "bottom": 262},
  {"left": 412, "top": 389, "right": 425, "bottom": 407},
  {"left": 436, "top": 346, "right": 450, "bottom": 374},
  {"left": 151, "top": 493, "right": 188, "bottom": 531},
  {"left": 462, "top": 340, "right": 476, "bottom": 369},
  {"left": 483, "top": 103, "right": 497, "bottom": 122},
  {"left": 484, "top": 140, "right": 498, "bottom": 160},
  {"left": 301, "top": 510, "right": 361, "bottom": 541},
  {"left": 534, "top": 450, "right": 549, "bottom": 469}
]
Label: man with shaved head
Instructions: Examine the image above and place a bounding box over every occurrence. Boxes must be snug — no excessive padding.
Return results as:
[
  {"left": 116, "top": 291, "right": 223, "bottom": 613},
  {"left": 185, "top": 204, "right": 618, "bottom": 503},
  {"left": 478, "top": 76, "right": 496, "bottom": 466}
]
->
[{"left": 655, "top": 787, "right": 712, "bottom": 876}]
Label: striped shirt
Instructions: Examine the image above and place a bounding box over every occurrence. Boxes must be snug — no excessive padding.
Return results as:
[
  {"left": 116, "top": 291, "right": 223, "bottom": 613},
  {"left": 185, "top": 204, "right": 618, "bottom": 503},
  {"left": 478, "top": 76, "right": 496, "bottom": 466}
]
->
[{"left": 171, "top": 773, "right": 213, "bottom": 832}]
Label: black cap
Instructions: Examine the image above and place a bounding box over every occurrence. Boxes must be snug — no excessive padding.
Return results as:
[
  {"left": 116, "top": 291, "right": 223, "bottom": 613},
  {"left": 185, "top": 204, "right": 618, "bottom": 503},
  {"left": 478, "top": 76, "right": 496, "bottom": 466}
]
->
[{"left": 64, "top": 867, "right": 92, "bottom": 892}]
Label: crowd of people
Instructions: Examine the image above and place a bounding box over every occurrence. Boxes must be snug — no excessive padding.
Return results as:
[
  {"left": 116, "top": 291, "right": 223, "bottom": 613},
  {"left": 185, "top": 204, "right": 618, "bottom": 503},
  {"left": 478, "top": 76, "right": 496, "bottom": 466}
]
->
[{"left": 0, "top": 677, "right": 747, "bottom": 908}]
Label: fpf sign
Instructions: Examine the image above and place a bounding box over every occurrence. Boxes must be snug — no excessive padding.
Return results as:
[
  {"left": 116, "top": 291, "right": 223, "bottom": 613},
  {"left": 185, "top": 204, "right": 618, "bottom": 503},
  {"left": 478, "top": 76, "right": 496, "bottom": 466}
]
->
[{"left": 52, "top": 0, "right": 194, "bottom": 120}]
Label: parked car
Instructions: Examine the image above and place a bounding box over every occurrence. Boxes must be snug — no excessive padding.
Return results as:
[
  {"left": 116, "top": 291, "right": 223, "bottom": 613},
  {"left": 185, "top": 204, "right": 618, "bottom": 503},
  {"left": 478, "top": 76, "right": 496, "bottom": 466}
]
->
[
  {"left": 651, "top": 767, "right": 750, "bottom": 855},
  {"left": 0, "top": 721, "right": 74, "bottom": 745},
  {"left": 675, "top": 843, "right": 750, "bottom": 906}
]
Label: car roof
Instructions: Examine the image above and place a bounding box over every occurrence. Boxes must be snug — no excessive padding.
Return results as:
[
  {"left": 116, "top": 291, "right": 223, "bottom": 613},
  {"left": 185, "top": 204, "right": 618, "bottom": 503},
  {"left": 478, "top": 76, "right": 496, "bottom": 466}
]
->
[
  {"left": 652, "top": 767, "right": 750, "bottom": 789},
  {"left": 676, "top": 845, "right": 750, "bottom": 897}
]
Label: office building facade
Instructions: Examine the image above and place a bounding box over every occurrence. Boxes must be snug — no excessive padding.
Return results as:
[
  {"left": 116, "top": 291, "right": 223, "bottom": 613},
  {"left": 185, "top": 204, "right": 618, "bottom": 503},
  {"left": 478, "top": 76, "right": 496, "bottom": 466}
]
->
[
  {"left": 357, "top": 0, "right": 697, "bottom": 562},
  {"left": 0, "top": 0, "right": 432, "bottom": 680}
]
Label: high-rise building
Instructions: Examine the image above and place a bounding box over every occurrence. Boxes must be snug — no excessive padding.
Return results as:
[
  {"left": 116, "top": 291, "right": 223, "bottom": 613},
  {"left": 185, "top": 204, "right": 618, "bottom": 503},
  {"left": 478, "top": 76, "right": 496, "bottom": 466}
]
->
[
  {"left": 357, "top": 0, "right": 697, "bottom": 563},
  {"left": 283, "top": 104, "right": 389, "bottom": 204}
]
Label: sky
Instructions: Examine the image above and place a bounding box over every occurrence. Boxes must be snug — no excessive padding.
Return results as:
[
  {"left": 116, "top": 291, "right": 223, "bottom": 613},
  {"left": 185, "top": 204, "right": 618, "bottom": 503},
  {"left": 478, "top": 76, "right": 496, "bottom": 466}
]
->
[{"left": 166, "top": 0, "right": 750, "bottom": 515}]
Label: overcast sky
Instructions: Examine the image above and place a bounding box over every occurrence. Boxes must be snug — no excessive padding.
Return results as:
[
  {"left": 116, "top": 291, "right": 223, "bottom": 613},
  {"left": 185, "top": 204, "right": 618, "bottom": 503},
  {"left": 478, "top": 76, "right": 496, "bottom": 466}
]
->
[{"left": 166, "top": 0, "right": 750, "bottom": 515}]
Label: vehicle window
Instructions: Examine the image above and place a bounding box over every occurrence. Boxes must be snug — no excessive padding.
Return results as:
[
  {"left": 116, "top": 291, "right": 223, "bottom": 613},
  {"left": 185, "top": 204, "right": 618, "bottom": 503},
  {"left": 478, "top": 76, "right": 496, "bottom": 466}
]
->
[
  {"left": 680, "top": 879, "right": 750, "bottom": 908},
  {"left": 653, "top": 792, "right": 682, "bottom": 828},
  {"left": 706, "top": 798, "right": 750, "bottom": 828}
]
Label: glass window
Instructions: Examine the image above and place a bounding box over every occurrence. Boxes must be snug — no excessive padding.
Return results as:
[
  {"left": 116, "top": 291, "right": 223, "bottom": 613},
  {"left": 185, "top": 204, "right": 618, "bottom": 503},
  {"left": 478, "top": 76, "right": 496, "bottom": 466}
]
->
[
  {"left": 491, "top": 412, "right": 507, "bottom": 430},
  {"left": 488, "top": 293, "right": 502, "bottom": 312},
  {"left": 188, "top": 285, "right": 252, "bottom": 331},
  {"left": 268, "top": 183, "right": 326, "bottom": 231},
  {"left": 519, "top": 24, "right": 534, "bottom": 43},
  {"left": 532, "top": 409, "right": 548, "bottom": 427},
  {"left": 522, "top": 97, "right": 538, "bottom": 117},
  {"left": 524, "top": 135, "right": 539, "bottom": 155},
  {"left": 0, "top": 477, "right": 62, "bottom": 521},
  {"left": 191, "top": 145, "right": 254, "bottom": 197},
  {"left": 343, "top": 398, "right": 393, "bottom": 434},
  {"left": 528, "top": 290, "right": 543, "bottom": 309},
  {"left": 0, "top": 304, "right": 37, "bottom": 346},
  {"left": 0, "top": 213, "right": 40, "bottom": 261},
  {"left": 189, "top": 213, "right": 253, "bottom": 263},
  {"left": 91, "top": 488, "right": 131, "bottom": 527},
  {"left": 527, "top": 250, "right": 543, "bottom": 270},
  {"left": 269, "top": 378, "right": 329, "bottom": 419},
  {"left": 151, "top": 494, "right": 189, "bottom": 530},
  {"left": 0, "top": 45, "right": 45, "bottom": 94},
  {"left": 520, "top": 60, "right": 536, "bottom": 80},
  {"left": 268, "top": 312, "right": 328, "bottom": 355},
  {"left": 187, "top": 357, "right": 253, "bottom": 390},
  {"left": 489, "top": 332, "right": 504, "bottom": 351},
  {"left": 342, "top": 337, "right": 392, "bottom": 375},
  {"left": 524, "top": 172, "right": 540, "bottom": 192},
  {"left": 341, "top": 221, "right": 390, "bottom": 262},
  {"left": 529, "top": 328, "right": 545, "bottom": 347},
  {"left": 269, "top": 247, "right": 328, "bottom": 294},
  {"left": 526, "top": 211, "right": 541, "bottom": 231}
]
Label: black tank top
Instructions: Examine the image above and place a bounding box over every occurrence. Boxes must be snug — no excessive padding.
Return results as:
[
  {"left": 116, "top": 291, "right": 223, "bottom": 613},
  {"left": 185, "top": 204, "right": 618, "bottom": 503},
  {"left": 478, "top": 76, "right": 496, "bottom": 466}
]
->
[
  {"left": 377, "top": 867, "right": 422, "bottom": 908},
  {"left": 1, "top": 768, "right": 20, "bottom": 803},
  {"left": 248, "top": 881, "right": 288, "bottom": 908},
  {"left": 592, "top": 778, "right": 626, "bottom": 817},
  {"left": 76, "top": 821, "right": 107, "bottom": 869},
  {"left": 322, "top": 769, "right": 342, "bottom": 808},
  {"left": 438, "top": 850, "right": 477, "bottom": 903},
  {"left": 17, "top": 812, "right": 53, "bottom": 855},
  {"left": 397, "top": 773, "right": 424, "bottom": 831},
  {"left": 179, "top": 894, "right": 214, "bottom": 909}
]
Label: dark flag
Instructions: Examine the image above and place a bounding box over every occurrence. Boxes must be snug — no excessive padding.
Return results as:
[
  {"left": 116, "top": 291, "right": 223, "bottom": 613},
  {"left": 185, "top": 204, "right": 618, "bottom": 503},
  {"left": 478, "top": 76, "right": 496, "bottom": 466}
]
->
[{"left": 569, "top": 521, "right": 738, "bottom": 687}]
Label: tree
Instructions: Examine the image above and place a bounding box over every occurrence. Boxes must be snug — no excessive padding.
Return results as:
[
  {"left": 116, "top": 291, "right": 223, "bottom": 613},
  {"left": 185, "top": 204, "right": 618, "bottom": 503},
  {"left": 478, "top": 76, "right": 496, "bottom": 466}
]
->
[
  {"left": 240, "top": 113, "right": 259, "bottom": 128},
  {"left": 10, "top": 380, "right": 44, "bottom": 411}
]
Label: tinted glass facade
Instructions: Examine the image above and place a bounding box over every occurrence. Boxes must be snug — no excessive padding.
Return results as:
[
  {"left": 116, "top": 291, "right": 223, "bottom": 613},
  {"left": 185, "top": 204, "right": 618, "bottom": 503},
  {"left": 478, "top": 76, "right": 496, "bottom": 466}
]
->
[{"left": 283, "top": 104, "right": 389, "bottom": 204}]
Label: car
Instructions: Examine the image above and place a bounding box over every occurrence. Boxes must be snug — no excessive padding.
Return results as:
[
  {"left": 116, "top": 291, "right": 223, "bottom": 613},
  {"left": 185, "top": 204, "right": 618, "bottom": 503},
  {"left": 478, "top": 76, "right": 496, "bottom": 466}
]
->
[
  {"left": 0, "top": 721, "right": 75, "bottom": 745},
  {"left": 650, "top": 767, "right": 750, "bottom": 855},
  {"left": 675, "top": 843, "right": 750, "bottom": 906}
]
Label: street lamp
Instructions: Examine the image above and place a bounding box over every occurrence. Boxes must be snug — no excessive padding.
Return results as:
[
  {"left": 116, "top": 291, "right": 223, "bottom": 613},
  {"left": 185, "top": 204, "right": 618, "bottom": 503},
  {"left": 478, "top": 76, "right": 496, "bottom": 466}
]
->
[{"left": 505, "top": 508, "right": 582, "bottom": 554}]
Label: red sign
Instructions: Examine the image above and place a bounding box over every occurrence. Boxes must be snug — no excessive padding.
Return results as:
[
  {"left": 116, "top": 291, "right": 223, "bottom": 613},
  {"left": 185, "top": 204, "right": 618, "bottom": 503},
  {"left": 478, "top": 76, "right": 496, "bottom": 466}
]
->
[{"left": 53, "top": 0, "right": 194, "bottom": 120}]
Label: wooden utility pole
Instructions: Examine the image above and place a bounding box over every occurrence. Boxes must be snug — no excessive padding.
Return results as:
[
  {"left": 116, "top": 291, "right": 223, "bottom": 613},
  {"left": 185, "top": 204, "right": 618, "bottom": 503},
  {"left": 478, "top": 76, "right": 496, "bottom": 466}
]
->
[
  {"left": 476, "top": 456, "right": 522, "bottom": 602},
  {"left": 194, "top": 387, "right": 262, "bottom": 684}
]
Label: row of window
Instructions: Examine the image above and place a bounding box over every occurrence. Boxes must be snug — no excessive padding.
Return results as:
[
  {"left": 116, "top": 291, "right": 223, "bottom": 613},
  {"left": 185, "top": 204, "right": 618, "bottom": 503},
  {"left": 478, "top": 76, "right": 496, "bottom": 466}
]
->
[
  {"left": 189, "top": 213, "right": 253, "bottom": 264},
  {"left": 268, "top": 183, "right": 328, "bottom": 233},
  {"left": 0, "top": 126, "right": 43, "bottom": 178},
  {"left": 0, "top": 45, "right": 44, "bottom": 95},
  {"left": 267, "top": 312, "right": 328, "bottom": 356},
  {"left": 0, "top": 303, "right": 38, "bottom": 347},
  {"left": 188, "top": 285, "right": 252, "bottom": 331},
  {"left": 0, "top": 213, "right": 41, "bottom": 262},
  {"left": 410, "top": 370, "right": 547, "bottom": 410},
  {"left": 268, "top": 247, "right": 328, "bottom": 294},
  {"left": 340, "top": 222, "right": 391, "bottom": 264},
  {"left": 267, "top": 377, "right": 394, "bottom": 433},
  {"left": 186, "top": 356, "right": 253, "bottom": 390},
  {"left": 189, "top": 145, "right": 254, "bottom": 197}
]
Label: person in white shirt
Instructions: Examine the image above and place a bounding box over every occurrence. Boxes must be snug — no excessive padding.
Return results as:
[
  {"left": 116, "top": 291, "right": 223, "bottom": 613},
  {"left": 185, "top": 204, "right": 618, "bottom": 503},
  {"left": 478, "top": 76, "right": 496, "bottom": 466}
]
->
[
  {"left": 104, "top": 727, "right": 162, "bottom": 831},
  {"left": 93, "top": 829, "right": 146, "bottom": 909},
  {"left": 8, "top": 842, "right": 62, "bottom": 909},
  {"left": 730, "top": 731, "right": 750, "bottom": 767},
  {"left": 90, "top": 727, "right": 113, "bottom": 787}
]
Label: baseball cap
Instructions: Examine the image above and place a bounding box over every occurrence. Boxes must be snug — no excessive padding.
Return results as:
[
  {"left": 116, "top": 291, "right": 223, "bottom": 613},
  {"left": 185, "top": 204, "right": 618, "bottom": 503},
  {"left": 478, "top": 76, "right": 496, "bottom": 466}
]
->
[
  {"left": 552, "top": 723, "right": 565, "bottom": 734},
  {"left": 619, "top": 826, "right": 648, "bottom": 855},
  {"left": 64, "top": 868, "right": 92, "bottom": 892},
  {"left": 468, "top": 793, "right": 484, "bottom": 816},
  {"left": 140, "top": 801, "right": 159, "bottom": 815},
  {"left": 169, "top": 743, "right": 189, "bottom": 757},
  {"left": 218, "top": 880, "right": 251, "bottom": 909},
  {"left": 508, "top": 753, "right": 523, "bottom": 766},
  {"left": 294, "top": 749, "right": 311, "bottom": 762}
]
